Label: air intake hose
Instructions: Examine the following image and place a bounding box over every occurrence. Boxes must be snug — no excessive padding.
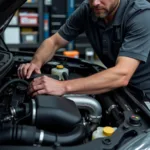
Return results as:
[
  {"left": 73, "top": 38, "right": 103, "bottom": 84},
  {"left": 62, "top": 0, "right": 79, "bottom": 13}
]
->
[{"left": 0, "top": 125, "right": 87, "bottom": 146}]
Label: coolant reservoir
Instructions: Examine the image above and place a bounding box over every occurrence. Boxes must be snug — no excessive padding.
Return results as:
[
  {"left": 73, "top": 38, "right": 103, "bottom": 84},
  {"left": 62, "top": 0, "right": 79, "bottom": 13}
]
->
[
  {"left": 51, "top": 65, "right": 69, "bottom": 80},
  {"left": 92, "top": 126, "right": 117, "bottom": 140}
]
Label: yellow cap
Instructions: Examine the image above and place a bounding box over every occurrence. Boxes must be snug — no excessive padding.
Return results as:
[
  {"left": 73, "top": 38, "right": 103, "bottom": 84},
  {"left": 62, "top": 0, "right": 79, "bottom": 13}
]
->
[
  {"left": 56, "top": 65, "right": 64, "bottom": 69},
  {"left": 103, "top": 127, "right": 115, "bottom": 136}
]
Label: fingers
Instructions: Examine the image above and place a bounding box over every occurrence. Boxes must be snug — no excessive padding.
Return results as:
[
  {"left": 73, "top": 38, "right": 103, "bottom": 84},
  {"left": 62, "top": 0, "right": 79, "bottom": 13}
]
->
[
  {"left": 35, "top": 68, "right": 41, "bottom": 74},
  {"left": 26, "top": 64, "right": 37, "bottom": 79},
  {"left": 29, "top": 77, "right": 43, "bottom": 91},
  {"left": 29, "top": 83, "right": 44, "bottom": 94},
  {"left": 28, "top": 76, "right": 65, "bottom": 97},
  {"left": 32, "top": 90, "right": 46, "bottom": 97},
  {"left": 28, "top": 78, "right": 45, "bottom": 96},
  {"left": 30, "top": 77, "right": 43, "bottom": 88},
  {"left": 17, "top": 63, "right": 41, "bottom": 79},
  {"left": 18, "top": 64, "right": 28, "bottom": 79},
  {"left": 17, "top": 65, "right": 21, "bottom": 78}
]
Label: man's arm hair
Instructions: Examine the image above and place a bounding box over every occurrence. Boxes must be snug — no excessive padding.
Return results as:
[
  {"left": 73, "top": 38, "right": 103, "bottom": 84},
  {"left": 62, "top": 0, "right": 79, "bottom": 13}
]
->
[
  {"left": 31, "top": 33, "right": 69, "bottom": 68},
  {"left": 63, "top": 56, "right": 140, "bottom": 94}
]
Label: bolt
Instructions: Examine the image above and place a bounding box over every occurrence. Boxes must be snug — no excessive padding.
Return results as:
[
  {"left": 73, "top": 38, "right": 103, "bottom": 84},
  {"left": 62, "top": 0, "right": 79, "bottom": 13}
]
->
[{"left": 103, "top": 138, "right": 112, "bottom": 145}]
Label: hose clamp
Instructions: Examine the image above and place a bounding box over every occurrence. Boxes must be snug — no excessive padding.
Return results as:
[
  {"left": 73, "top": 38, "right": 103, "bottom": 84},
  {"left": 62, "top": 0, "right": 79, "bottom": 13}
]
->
[
  {"left": 39, "top": 130, "right": 44, "bottom": 145},
  {"left": 89, "top": 115, "right": 102, "bottom": 123},
  {"left": 107, "top": 105, "right": 117, "bottom": 114},
  {"left": 10, "top": 107, "right": 16, "bottom": 117}
]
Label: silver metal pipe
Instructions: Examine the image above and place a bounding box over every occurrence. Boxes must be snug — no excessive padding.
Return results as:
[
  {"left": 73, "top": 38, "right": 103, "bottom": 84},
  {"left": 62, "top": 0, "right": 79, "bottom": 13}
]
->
[
  {"left": 64, "top": 95, "right": 102, "bottom": 123},
  {"left": 32, "top": 99, "right": 36, "bottom": 125}
]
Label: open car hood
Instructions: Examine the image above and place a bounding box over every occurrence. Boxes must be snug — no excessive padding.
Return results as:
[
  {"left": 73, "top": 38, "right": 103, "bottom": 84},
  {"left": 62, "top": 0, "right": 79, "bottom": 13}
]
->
[
  {"left": 0, "top": 0, "right": 26, "bottom": 79},
  {"left": 0, "top": 0, "right": 26, "bottom": 34}
]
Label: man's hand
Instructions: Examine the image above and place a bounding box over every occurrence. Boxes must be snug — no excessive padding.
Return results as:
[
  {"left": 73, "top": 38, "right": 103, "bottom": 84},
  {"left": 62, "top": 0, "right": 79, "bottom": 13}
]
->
[
  {"left": 28, "top": 75, "right": 66, "bottom": 97},
  {"left": 18, "top": 63, "right": 41, "bottom": 79}
]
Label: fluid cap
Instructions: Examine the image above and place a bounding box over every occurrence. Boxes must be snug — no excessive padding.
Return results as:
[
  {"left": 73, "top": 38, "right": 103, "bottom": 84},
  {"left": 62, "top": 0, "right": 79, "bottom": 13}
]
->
[
  {"left": 129, "top": 115, "right": 141, "bottom": 126},
  {"left": 56, "top": 65, "right": 64, "bottom": 69},
  {"left": 103, "top": 127, "right": 115, "bottom": 136}
]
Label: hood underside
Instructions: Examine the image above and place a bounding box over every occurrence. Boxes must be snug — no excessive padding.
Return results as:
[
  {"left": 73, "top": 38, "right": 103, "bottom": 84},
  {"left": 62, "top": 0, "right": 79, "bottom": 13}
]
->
[
  {"left": 0, "top": 0, "right": 26, "bottom": 79},
  {"left": 0, "top": 0, "right": 26, "bottom": 33}
]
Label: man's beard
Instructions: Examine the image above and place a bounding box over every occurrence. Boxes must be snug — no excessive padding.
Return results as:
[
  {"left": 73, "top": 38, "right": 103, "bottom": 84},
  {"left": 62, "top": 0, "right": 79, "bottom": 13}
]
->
[
  {"left": 95, "top": 10, "right": 109, "bottom": 18},
  {"left": 93, "top": 1, "right": 119, "bottom": 19}
]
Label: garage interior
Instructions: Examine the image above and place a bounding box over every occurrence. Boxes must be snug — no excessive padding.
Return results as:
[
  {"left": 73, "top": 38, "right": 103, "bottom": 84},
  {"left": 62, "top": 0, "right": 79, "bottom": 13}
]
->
[{"left": 3, "top": 0, "right": 103, "bottom": 66}]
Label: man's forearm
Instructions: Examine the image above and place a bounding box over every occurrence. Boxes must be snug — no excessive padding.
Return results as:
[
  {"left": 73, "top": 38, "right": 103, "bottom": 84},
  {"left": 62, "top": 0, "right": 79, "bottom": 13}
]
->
[
  {"left": 64, "top": 67, "right": 129, "bottom": 95},
  {"left": 31, "top": 38, "right": 57, "bottom": 68}
]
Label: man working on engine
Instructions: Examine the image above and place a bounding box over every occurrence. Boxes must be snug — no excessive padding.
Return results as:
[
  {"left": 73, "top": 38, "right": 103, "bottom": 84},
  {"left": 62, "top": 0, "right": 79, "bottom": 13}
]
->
[{"left": 18, "top": 0, "right": 150, "bottom": 98}]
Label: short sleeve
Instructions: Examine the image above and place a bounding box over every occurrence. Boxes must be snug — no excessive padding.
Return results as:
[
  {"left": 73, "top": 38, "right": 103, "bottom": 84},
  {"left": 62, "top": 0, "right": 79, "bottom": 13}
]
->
[
  {"left": 119, "top": 10, "right": 150, "bottom": 63},
  {"left": 58, "top": 2, "right": 87, "bottom": 42}
]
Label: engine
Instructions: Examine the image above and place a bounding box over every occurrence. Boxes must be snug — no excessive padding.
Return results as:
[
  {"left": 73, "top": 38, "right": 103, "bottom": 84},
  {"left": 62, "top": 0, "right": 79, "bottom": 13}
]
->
[{"left": 1, "top": 50, "right": 150, "bottom": 149}]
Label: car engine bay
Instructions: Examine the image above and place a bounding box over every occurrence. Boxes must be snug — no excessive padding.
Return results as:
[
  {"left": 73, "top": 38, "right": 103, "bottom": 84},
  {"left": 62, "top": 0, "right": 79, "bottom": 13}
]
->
[
  {"left": 0, "top": 50, "right": 150, "bottom": 150},
  {"left": 1, "top": 0, "right": 150, "bottom": 149}
]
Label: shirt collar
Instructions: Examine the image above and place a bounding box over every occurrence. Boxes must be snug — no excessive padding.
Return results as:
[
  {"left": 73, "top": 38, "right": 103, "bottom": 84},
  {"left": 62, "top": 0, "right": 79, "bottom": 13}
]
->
[{"left": 113, "top": 0, "right": 128, "bottom": 26}]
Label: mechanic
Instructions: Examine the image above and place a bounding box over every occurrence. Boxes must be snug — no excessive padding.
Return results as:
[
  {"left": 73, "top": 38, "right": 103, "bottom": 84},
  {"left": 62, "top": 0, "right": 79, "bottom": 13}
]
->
[{"left": 18, "top": 0, "right": 150, "bottom": 98}]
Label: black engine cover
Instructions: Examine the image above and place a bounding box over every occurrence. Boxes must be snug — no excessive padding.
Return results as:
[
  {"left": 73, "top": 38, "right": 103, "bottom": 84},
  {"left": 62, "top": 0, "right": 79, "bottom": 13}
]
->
[{"left": 34, "top": 95, "right": 81, "bottom": 132}]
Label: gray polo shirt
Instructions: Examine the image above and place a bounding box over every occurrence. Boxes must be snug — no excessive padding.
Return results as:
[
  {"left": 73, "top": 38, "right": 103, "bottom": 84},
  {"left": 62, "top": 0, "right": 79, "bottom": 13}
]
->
[{"left": 58, "top": 0, "right": 150, "bottom": 96}]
